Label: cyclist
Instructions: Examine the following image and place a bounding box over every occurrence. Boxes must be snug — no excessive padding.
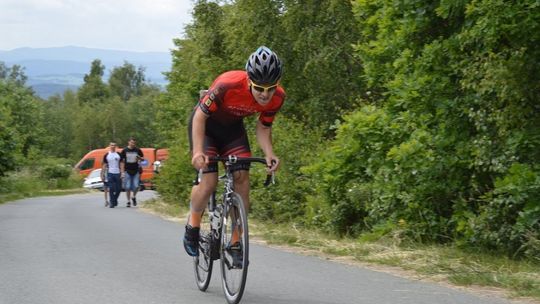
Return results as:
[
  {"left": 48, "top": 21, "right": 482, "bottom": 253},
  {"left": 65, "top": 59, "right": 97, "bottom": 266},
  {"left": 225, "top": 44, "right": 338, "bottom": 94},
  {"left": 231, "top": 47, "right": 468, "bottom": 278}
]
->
[{"left": 183, "top": 46, "right": 284, "bottom": 258}]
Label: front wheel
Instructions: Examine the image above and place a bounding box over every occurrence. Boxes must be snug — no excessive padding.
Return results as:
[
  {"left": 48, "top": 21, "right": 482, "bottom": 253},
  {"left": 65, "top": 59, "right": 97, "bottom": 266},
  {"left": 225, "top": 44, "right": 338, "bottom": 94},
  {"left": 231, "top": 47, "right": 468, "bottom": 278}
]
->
[
  {"left": 193, "top": 209, "right": 214, "bottom": 291},
  {"left": 220, "top": 192, "right": 249, "bottom": 304}
]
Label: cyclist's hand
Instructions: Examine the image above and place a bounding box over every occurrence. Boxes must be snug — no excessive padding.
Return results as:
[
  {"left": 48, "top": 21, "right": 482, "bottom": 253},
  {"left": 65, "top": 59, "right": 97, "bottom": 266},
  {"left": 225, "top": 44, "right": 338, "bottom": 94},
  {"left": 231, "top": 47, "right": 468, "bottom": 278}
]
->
[
  {"left": 192, "top": 152, "right": 208, "bottom": 170},
  {"left": 266, "top": 156, "right": 280, "bottom": 172}
]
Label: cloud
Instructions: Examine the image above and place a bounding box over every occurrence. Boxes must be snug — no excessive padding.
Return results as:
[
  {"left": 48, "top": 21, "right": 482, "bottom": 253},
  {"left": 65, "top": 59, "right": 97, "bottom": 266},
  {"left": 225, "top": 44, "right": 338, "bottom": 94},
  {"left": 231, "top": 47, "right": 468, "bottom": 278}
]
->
[{"left": 0, "top": 0, "right": 193, "bottom": 52}]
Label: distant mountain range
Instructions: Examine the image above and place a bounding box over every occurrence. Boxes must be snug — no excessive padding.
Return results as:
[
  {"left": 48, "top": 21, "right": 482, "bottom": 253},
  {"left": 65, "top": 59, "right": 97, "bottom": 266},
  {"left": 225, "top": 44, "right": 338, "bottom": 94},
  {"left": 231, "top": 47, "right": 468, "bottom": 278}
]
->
[{"left": 0, "top": 46, "right": 171, "bottom": 98}]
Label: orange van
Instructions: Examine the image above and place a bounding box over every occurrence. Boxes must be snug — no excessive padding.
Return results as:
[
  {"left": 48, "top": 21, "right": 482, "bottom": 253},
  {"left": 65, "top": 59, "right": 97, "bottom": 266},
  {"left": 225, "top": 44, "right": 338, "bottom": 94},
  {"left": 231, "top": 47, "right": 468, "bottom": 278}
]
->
[
  {"left": 74, "top": 148, "right": 109, "bottom": 177},
  {"left": 75, "top": 147, "right": 169, "bottom": 190}
]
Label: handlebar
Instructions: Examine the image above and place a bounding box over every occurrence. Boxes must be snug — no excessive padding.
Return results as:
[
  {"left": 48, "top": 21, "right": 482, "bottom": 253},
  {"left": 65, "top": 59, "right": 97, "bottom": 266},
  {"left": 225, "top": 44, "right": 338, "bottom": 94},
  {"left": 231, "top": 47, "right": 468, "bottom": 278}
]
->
[
  {"left": 194, "top": 156, "right": 276, "bottom": 186},
  {"left": 209, "top": 155, "right": 267, "bottom": 165}
]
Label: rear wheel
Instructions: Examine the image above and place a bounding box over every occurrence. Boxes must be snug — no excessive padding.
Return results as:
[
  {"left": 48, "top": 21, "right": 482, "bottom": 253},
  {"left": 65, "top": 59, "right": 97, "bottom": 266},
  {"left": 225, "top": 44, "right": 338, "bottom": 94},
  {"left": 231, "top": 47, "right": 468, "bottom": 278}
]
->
[
  {"left": 193, "top": 209, "right": 214, "bottom": 291},
  {"left": 220, "top": 192, "right": 249, "bottom": 304}
]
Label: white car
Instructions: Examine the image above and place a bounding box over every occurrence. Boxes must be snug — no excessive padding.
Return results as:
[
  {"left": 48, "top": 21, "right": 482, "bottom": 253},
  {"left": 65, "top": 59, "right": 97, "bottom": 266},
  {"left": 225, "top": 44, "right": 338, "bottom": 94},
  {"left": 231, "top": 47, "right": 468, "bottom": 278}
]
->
[{"left": 83, "top": 168, "right": 105, "bottom": 191}]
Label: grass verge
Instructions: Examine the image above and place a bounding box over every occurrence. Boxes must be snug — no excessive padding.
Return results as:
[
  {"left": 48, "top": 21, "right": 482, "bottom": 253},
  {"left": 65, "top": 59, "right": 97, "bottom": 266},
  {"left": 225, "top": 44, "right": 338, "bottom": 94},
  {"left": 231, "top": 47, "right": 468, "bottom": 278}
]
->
[
  {"left": 254, "top": 223, "right": 540, "bottom": 301},
  {"left": 0, "top": 169, "right": 85, "bottom": 205},
  {"left": 140, "top": 199, "right": 540, "bottom": 303}
]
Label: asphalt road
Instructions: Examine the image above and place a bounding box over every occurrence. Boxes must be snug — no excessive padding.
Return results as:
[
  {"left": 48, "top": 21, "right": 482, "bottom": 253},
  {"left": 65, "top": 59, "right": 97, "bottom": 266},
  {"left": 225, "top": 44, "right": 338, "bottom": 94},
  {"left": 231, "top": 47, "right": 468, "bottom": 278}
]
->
[{"left": 0, "top": 192, "right": 519, "bottom": 304}]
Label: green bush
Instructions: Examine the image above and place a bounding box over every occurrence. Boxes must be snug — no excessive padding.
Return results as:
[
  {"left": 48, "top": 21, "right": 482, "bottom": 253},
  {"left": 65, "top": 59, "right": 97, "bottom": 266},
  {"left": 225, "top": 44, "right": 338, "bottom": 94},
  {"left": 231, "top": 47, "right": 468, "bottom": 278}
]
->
[
  {"left": 466, "top": 164, "right": 540, "bottom": 259},
  {"left": 40, "top": 164, "right": 72, "bottom": 180},
  {"left": 35, "top": 158, "right": 78, "bottom": 189},
  {"left": 303, "top": 105, "right": 402, "bottom": 235},
  {"left": 153, "top": 131, "right": 194, "bottom": 206},
  {"left": 0, "top": 158, "right": 82, "bottom": 201},
  {"left": 0, "top": 169, "right": 46, "bottom": 198},
  {"left": 54, "top": 172, "right": 83, "bottom": 190},
  {"left": 250, "top": 117, "right": 325, "bottom": 224}
]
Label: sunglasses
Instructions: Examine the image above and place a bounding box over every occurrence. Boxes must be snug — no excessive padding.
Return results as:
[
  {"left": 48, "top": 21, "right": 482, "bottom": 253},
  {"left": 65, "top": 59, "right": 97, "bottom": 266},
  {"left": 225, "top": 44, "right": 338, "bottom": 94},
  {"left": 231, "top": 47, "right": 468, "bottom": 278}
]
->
[{"left": 249, "top": 80, "right": 279, "bottom": 93}]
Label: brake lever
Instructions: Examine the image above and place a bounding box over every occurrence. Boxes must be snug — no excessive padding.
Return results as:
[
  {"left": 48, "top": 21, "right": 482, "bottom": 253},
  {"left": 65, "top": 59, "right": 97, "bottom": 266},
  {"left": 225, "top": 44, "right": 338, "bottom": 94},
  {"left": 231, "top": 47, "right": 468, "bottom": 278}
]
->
[
  {"left": 263, "top": 172, "right": 274, "bottom": 187},
  {"left": 263, "top": 160, "right": 277, "bottom": 187}
]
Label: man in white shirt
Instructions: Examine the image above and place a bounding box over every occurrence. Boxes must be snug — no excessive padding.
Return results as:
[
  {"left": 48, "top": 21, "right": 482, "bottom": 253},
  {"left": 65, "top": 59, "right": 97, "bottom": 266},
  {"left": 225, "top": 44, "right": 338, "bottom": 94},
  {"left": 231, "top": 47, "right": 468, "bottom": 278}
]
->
[{"left": 102, "top": 142, "right": 124, "bottom": 208}]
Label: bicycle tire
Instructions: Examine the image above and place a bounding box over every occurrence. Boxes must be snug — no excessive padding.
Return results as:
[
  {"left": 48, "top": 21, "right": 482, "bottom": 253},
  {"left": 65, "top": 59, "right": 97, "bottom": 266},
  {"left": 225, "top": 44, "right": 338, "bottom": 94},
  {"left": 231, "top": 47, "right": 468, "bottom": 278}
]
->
[
  {"left": 220, "top": 192, "right": 249, "bottom": 304},
  {"left": 193, "top": 209, "right": 214, "bottom": 291}
]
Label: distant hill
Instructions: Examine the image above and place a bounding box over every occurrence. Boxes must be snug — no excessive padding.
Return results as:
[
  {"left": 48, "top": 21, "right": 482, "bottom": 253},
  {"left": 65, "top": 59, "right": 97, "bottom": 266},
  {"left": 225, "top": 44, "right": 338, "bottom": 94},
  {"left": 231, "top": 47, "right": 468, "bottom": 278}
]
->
[
  {"left": 0, "top": 46, "right": 171, "bottom": 99},
  {"left": 29, "top": 83, "right": 80, "bottom": 99}
]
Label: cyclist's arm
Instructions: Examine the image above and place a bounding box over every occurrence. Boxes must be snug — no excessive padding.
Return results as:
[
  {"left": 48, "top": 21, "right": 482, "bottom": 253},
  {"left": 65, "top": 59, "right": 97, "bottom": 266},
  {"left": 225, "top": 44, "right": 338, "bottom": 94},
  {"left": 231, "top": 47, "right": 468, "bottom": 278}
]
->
[
  {"left": 192, "top": 107, "right": 210, "bottom": 169},
  {"left": 255, "top": 120, "right": 279, "bottom": 171}
]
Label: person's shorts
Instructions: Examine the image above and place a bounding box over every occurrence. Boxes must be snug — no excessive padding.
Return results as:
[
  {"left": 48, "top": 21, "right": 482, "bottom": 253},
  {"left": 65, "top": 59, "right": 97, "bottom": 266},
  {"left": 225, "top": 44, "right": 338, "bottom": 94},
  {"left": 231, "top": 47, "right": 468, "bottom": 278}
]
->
[
  {"left": 124, "top": 172, "right": 140, "bottom": 191},
  {"left": 188, "top": 111, "right": 251, "bottom": 173},
  {"left": 103, "top": 180, "right": 109, "bottom": 190}
]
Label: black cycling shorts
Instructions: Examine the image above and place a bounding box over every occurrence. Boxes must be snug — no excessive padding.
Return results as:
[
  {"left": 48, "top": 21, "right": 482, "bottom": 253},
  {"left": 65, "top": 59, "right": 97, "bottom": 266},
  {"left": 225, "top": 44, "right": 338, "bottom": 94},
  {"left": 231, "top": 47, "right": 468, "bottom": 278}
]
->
[{"left": 188, "top": 111, "right": 251, "bottom": 173}]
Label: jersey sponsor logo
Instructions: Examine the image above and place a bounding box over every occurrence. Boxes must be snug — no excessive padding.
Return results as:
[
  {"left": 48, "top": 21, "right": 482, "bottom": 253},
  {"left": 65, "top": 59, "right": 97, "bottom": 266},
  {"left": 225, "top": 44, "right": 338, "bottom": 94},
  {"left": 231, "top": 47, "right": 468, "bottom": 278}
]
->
[
  {"left": 209, "top": 88, "right": 222, "bottom": 102},
  {"left": 226, "top": 105, "right": 259, "bottom": 117},
  {"left": 206, "top": 87, "right": 221, "bottom": 108}
]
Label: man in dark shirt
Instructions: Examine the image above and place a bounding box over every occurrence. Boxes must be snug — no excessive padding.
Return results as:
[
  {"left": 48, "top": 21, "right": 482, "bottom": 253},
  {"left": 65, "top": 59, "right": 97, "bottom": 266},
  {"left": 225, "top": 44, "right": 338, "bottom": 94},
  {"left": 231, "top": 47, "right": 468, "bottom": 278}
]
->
[{"left": 120, "top": 137, "right": 144, "bottom": 207}]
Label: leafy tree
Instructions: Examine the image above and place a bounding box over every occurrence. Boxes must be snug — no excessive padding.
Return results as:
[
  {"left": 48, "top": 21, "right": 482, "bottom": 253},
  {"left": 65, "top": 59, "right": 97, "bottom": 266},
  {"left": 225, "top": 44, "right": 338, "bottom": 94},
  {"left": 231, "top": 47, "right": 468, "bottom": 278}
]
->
[
  {"left": 0, "top": 62, "right": 28, "bottom": 86},
  {"left": 0, "top": 89, "right": 16, "bottom": 175},
  {"left": 41, "top": 94, "right": 76, "bottom": 158},
  {"left": 157, "top": 0, "right": 228, "bottom": 145},
  {"left": 124, "top": 90, "right": 162, "bottom": 147},
  {"left": 108, "top": 61, "right": 146, "bottom": 101},
  {"left": 78, "top": 59, "right": 110, "bottom": 103},
  {"left": 71, "top": 103, "right": 105, "bottom": 154},
  {"left": 281, "top": 0, "right": 363, "bottom": 128},
  {"left": 0, "top": 63, "right": 44, "bottom": 173},
  {"left": 221, "top": 0, "right": 284, "bottom": 68}
]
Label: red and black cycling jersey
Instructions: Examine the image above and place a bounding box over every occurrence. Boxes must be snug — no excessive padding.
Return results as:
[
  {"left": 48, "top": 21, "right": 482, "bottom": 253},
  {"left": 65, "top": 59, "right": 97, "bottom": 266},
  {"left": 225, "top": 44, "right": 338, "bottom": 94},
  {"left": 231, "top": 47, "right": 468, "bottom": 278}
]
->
[{"left": 198, "top": 70, "right": 285, "bottom": 127}]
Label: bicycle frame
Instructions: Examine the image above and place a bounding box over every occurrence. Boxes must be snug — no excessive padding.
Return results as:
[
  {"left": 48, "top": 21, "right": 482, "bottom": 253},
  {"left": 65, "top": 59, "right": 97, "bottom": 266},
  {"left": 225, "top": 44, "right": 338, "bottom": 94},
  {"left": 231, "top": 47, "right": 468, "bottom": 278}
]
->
[{"left": 205, "top": 158, "right": 243, "bottom": 257}]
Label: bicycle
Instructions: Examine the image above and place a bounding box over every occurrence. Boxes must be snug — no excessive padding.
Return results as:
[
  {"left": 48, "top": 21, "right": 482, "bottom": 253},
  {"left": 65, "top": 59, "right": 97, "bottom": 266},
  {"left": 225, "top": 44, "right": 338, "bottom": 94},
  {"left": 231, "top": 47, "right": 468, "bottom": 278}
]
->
[{"left": 192, "top": 155, "right": 274, "bottom": 304}]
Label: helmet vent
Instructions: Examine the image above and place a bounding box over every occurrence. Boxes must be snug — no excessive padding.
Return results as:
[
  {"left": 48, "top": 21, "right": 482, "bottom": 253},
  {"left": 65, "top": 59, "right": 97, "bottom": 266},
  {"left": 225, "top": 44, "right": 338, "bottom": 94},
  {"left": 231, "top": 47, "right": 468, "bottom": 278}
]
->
[{"left": 246, "top": 46, "right": 282, "bottom": 85}]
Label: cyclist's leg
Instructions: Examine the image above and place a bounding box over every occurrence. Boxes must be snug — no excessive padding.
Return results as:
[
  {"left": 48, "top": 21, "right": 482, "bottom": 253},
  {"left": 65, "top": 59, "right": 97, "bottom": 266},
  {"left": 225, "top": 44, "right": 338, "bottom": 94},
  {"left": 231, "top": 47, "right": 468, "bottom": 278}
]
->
[
  {"left": 187, "top": 111, "right": 221, "bottom": 228},
  {"left": 221, "top": 129, "right": 252, "bottom": 214},
  {"left": 188, "top": 171, "right": 218, "bottom": 227},
  {"left": 233, "top": 170, "right": 250, "bottom": 212},
  {"left": 222, "top": 132, "right": 251, "bottom": 245},
  {"left": 231, "top": 170, "right": 249, "bottom": 245},
  {"left": 218, "top": 125, "right": 251, "bottom": 245},
  {"left": 184, "top": 171, "right": 217, "bottom": 256}
]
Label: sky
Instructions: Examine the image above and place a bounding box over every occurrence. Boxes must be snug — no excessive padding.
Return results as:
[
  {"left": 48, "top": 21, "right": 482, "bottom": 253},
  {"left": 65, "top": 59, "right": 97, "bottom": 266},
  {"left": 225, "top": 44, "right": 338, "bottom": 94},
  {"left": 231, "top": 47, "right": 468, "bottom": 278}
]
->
[{"left": 0, "top": 0, "right": 194, "bottom": 53}]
